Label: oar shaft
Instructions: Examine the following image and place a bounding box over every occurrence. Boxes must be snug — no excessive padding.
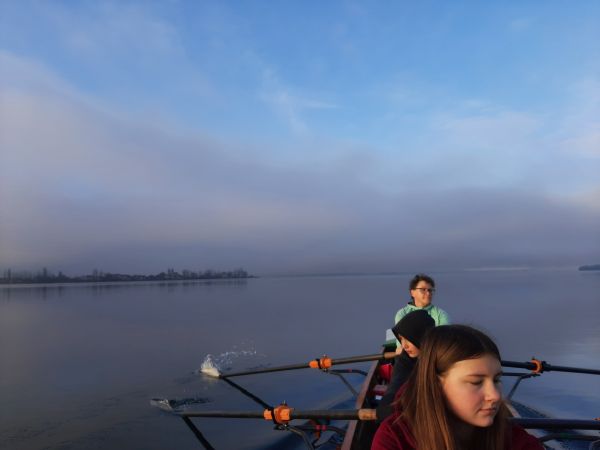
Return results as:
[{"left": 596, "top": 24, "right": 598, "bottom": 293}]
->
[
  {"left": 502, "top": 360, "right": 600, "bottom": 375},
  {"left": 221, "top": 362, "right": 310, "bottom": 378},
  {"left": 180, "top": 409, "right": 361, "bottom": 420},
  {"left": 511, "top": 418, "right": 600, "bottom": 430},
  {"left": 544, "top": 364, "right": 600, "bottom": 376},
  {"left": 181, "top": 410, "right": 266, "bottom": 419},
  {"left": 182, "top": 416, "right": 216, "bottom": 449},
  {"left": 221, "top": 352, "right": 394, "bottom": 378}
]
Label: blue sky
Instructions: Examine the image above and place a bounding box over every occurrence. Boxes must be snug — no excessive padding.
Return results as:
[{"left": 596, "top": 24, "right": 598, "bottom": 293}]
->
[{"left": 1, "top": 1, "right": 599, "bottom": 275}]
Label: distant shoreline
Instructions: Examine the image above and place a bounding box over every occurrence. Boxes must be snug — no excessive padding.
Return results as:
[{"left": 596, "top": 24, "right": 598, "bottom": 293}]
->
[
  {"left": 578, "top": 264, "right": 600, "bottom": 271},
  {"left": 0, "top": 278, "right": 255, "bottom": 289},
  {"left": 0, "top": 268, "right": 253, "bottom": 285}
]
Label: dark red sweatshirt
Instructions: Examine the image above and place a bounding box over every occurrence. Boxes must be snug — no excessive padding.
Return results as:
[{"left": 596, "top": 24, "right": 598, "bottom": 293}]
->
[{"left": 371, "top": 413, "right": 543, "bottom": 450}]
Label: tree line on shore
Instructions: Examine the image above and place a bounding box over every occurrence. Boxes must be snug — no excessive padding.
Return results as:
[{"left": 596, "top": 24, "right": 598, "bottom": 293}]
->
[
  {"left": 0, "top": 267, "right": 252, "bottom": 284},
  {"left": 578, "top": 264, "right": 600, "bottom": 271}
]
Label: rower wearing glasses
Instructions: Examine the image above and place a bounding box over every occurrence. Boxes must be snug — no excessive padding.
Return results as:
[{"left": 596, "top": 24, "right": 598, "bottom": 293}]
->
[{"left": 394, "top": 274, "right": 450, "bottom": 347}]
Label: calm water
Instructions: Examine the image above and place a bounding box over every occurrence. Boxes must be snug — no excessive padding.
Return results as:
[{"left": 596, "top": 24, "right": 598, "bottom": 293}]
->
[{"left": 1, "top": 270, "right": 599, "bottom": 449}]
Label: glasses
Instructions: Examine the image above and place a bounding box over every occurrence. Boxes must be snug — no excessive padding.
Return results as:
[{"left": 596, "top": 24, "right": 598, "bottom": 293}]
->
[{"left": 413, "top": 287, "right": 435, "bottom": 294}]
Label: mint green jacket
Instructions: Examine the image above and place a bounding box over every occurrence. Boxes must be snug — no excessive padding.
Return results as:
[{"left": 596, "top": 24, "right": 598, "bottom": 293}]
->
[{"left": 394, "top": 303, "right": 450, "bottom": 327}]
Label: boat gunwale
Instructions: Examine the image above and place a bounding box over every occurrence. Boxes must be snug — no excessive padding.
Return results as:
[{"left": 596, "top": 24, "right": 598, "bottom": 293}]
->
[{"left": 340, "top": 357, "right": 382, "bottom": 450}]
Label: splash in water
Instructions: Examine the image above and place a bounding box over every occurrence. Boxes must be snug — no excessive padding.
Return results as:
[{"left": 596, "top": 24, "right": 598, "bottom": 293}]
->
[
  {"left": 198, "top": 348, "right": 261, "bottom": 377},
  {"left": 200, "top": 354, "right": 221, "bottom": 377}
]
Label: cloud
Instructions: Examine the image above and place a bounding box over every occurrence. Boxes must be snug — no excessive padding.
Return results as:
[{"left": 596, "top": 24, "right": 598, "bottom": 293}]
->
[
  {"left": 556, "top": 78, "right": 600, "bottom": 158},
  {"left": 434, "top": 109, "right": 541, "bottom": 151},
  {"left": 1, "top": 52, "right": 598, "bottom": 275},
  {"left": 560, "top": 129, "right": 600, "bottom": 158},
  {"left": 259, "top": 68, "right": 338, "bottom": 134},
  {"left": 42, "top": 2, "right": 183, "bottom": 60},
  {"left": 0, "top": 52, "right": 356, "bottom": 270}
]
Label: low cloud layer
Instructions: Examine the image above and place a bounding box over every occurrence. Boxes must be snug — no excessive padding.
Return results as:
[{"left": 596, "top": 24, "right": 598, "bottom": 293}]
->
[
  {"left": 0, "top": 50, "right": 600, "bottom": 273},
  {"left": 1, "top": 39, "right": 598, "bottom": 275}
]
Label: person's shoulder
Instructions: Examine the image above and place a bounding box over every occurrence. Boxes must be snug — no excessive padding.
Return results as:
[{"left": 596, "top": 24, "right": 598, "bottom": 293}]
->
[
  {"left": 371, "top": 415, "right": 397, "bottom": 450},
  {"left": 430, "top": 305, "right": 450, "bottom": 324},
  {"left": 397, "top": 304, "right": 414, "bottom": 313},
  {"left": 429, "top": 304, "right": 447, "bottom": 313},
  {"left": 394, "top": 305, "right": 414, "bottom": 322},
  {"left": 509, "top": 423, "right": 544, "bottom": 450},
  {"left": 372, "top": 414, "right": 414, "bottom": 450}
]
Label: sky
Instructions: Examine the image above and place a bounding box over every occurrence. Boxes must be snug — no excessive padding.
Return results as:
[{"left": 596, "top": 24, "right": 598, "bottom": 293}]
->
[{"left": 0, "top": 0, "right": 599, "bottom": 275}]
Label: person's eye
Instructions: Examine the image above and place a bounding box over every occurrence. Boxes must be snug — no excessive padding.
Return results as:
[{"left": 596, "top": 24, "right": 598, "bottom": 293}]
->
[
  {"left": 494, "top": 378, "right": 502, "bottom": 385},
  {"left": 469, "top": 381, "right": 483, "bottom": 386}
]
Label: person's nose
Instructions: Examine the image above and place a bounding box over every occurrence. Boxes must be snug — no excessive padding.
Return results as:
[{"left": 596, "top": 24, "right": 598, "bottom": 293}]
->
[{"left": 485, "top": 381, "right": 501, "bottom": 404}]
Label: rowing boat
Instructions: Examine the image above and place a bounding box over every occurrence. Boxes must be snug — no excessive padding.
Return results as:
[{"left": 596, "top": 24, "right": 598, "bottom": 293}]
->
[
  {"left": 152, "top": 343, "right": 600, "bottom": 449},
  {"left": 339, "top": 341, "right": 395, "bottom": 450},
  {"left": 339, "top": 342, "right": 600, "bottom": 450}
]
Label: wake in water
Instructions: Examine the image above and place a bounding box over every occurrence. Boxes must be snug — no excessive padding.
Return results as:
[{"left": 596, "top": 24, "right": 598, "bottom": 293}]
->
[
  {"left": 197, "top": 348, "right": 262, "bottom": 377},
  {"left": 150, "top": 396, "right": 211, "bottom": 412}
]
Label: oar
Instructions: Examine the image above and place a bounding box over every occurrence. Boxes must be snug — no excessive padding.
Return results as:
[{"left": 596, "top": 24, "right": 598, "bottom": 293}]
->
[
  {"left": 502, "top": 358, "right": 600, "bottom": 376},
  {"left": 177, "top": 406, "right": 600, "bottom": 431},
  {"left": 205, "top": 352, "right": 397, "bottom": 378},
  {"left": 179, "top": 406, "right": 377, "bottom": 421},
  {"left": 178, "top": 406, "right": 377, "bottom": 450},
  {"left": 512, "top": 418, "right": 600, "bottom": 430}
]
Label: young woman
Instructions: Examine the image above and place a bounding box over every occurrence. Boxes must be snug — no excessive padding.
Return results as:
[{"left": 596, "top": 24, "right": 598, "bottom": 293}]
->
[
  {"left": 372, "top": 325, "right": 543, "bottom": 450},
  {"left": 376, "top": 310, "right": 435, "bottom": 420}
]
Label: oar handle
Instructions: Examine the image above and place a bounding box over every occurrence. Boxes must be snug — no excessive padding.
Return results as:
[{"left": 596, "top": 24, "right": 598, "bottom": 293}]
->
[
  {"left": 311, "top": 352, "right": 395, "bottom": 369},
  {"left": 358, "top": 408, "right": 377, "bottom": 421}
]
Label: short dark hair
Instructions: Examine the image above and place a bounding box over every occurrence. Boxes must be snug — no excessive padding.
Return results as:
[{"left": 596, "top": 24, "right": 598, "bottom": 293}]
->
[{"left": 409, "top": 273, "right": 435, "bottom": 290}]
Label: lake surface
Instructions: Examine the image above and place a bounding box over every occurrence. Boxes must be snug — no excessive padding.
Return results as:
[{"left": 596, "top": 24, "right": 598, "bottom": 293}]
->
[{"left": 1, "top": 269, "right": 599, "bottom": 449}]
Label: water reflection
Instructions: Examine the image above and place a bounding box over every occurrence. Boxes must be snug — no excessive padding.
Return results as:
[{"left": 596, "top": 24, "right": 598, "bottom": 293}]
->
[{"left": 0, "top": 278, "right": 249, "bottom": 301}]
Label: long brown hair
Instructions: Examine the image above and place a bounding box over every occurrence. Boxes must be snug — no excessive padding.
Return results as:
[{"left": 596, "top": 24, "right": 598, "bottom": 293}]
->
[{"left": 398, "top": 325, "right": 509, "bottom": 450}]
